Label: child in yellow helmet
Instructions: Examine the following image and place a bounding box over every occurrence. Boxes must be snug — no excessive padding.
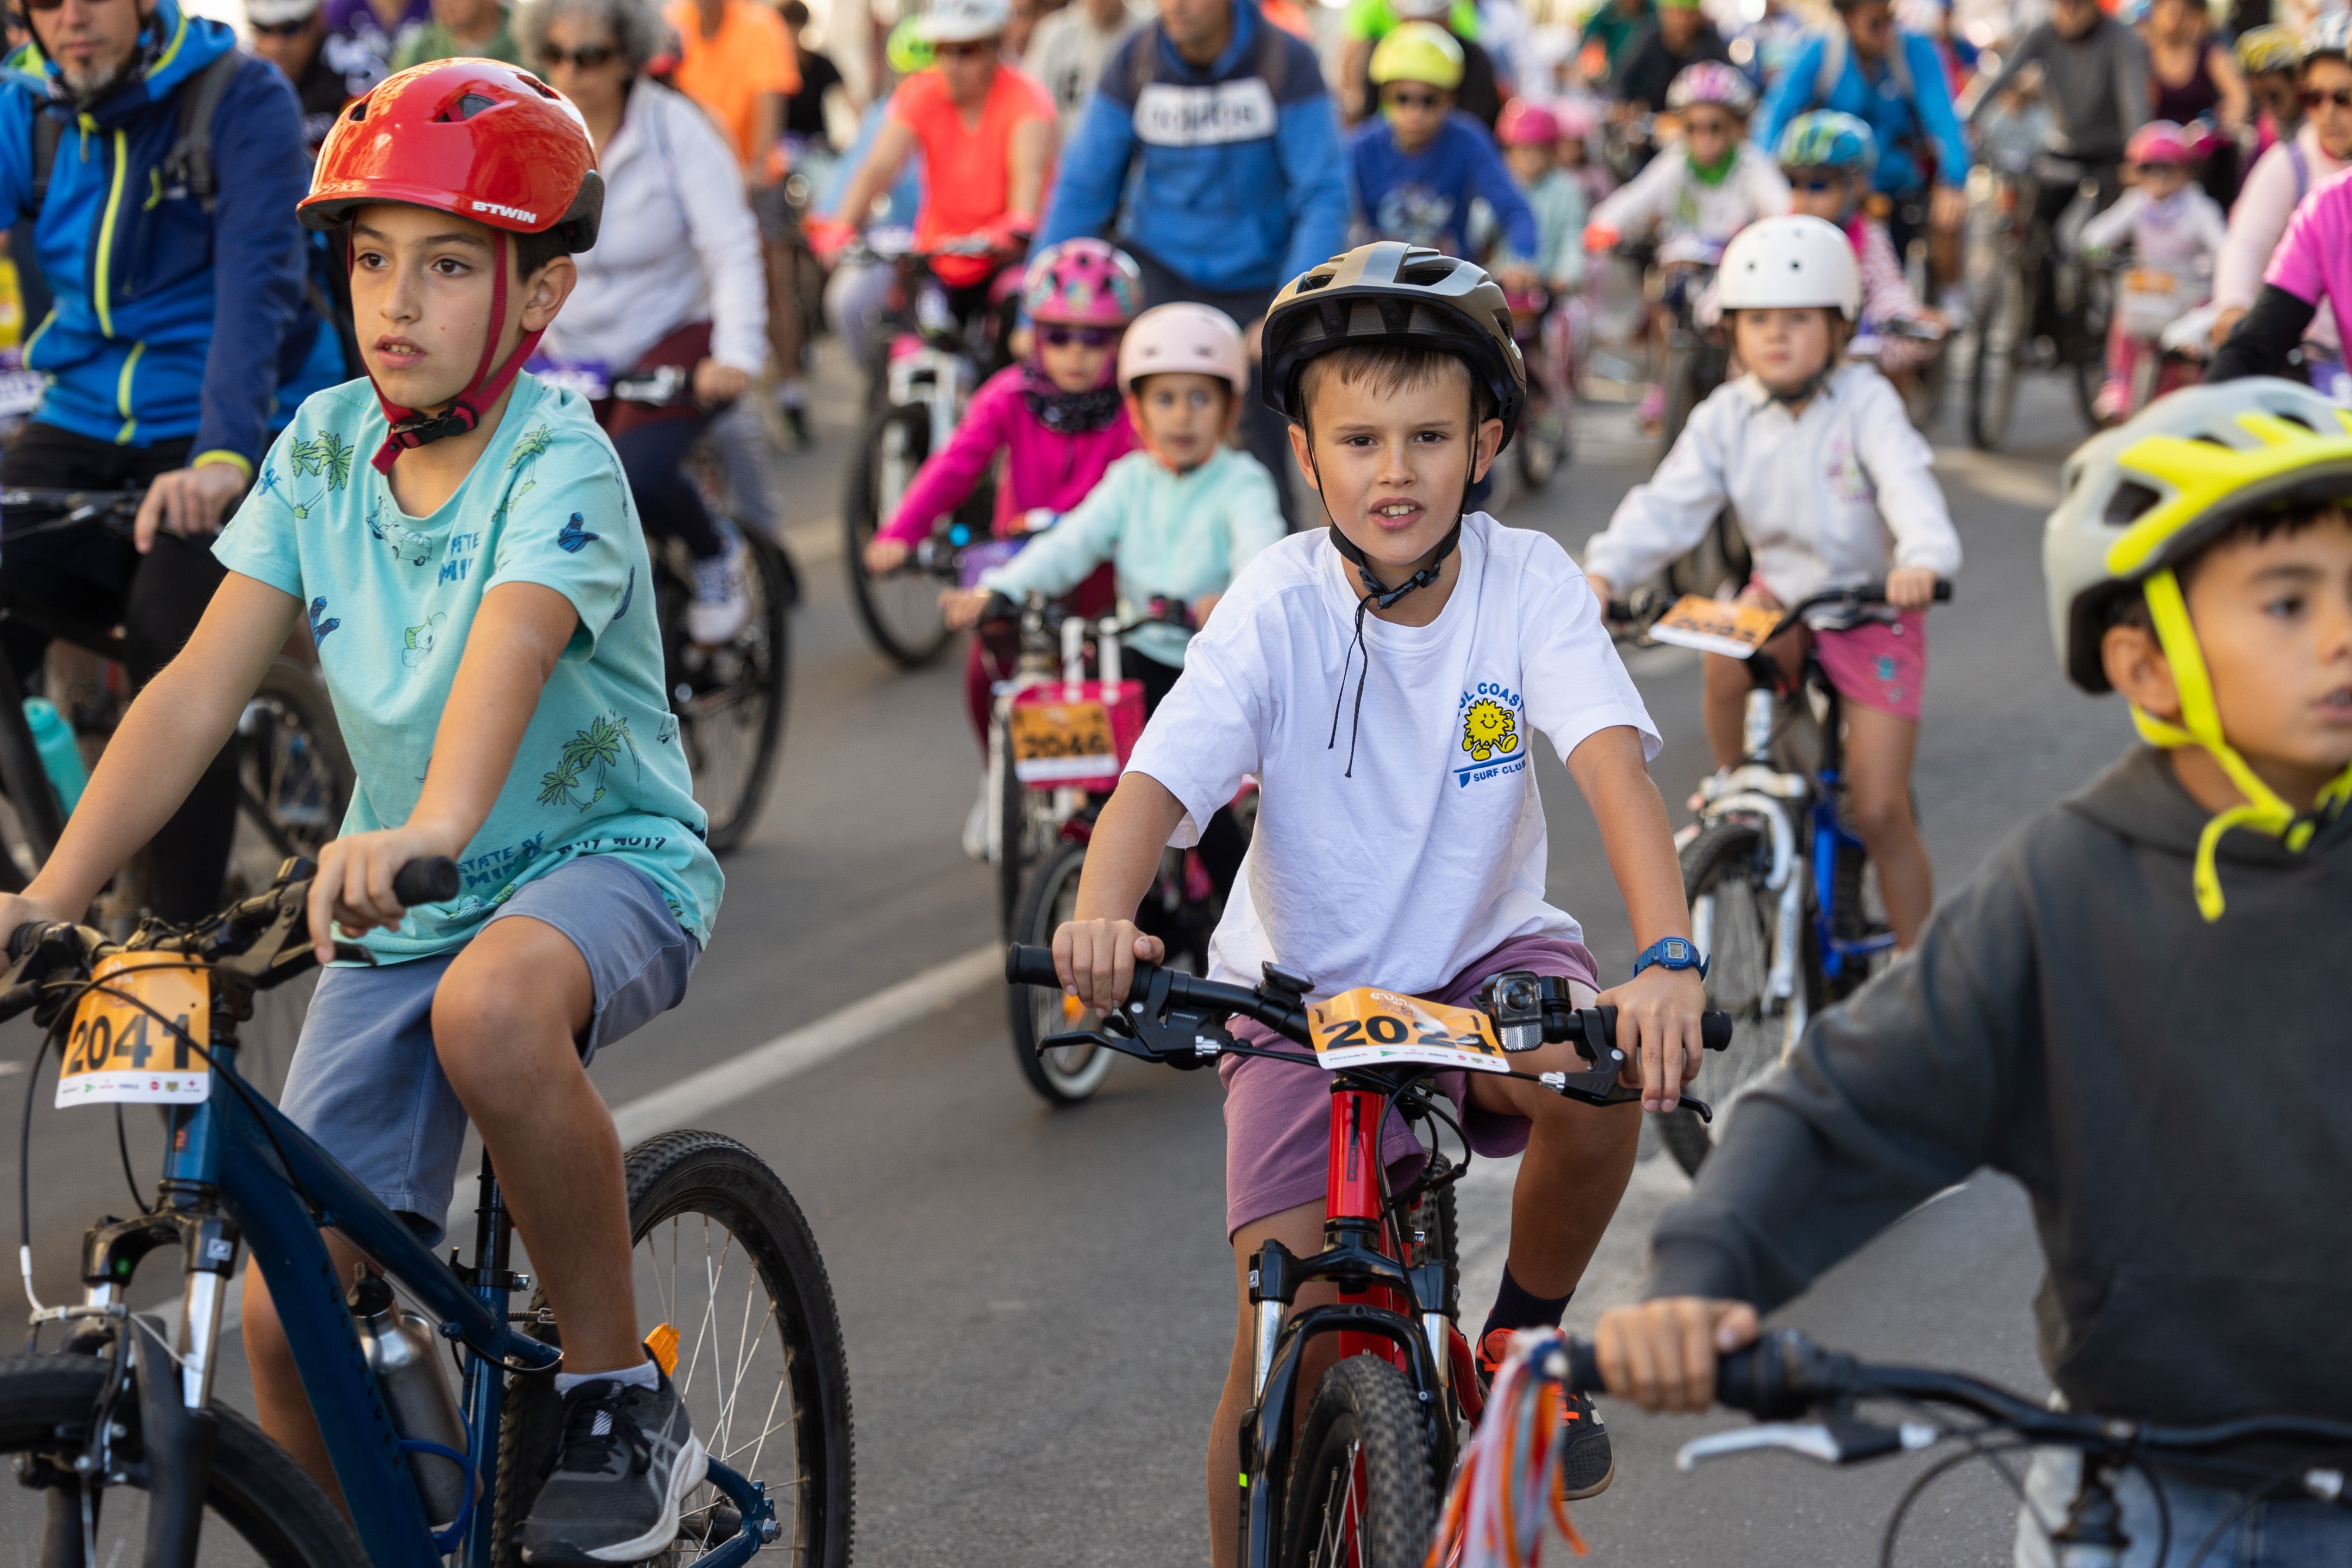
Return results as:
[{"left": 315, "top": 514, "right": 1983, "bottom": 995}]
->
[{"left": 1594, "top": 377, "right": 2352, "bottom": 1562}]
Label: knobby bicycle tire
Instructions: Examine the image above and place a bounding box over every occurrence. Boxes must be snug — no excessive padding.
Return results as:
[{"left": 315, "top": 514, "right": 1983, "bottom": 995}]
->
[
  {"left": 232, "top": 657, "right": 356, "bottom": 890},
  {"left": 1656, "top": 818, "right": 1815, "bottom": 1178},
  {"left": 1008, "top": 838, "right": 1114, "bottom": 1105},
  {"left": 842, "top": 404, "right": 953, "bottom": 668},
  {"left": 1280, "top": 1355, "right": 1435, "bottom": 1568},
  {"left": 0, "top": 1351, "right": 363, "bottom": 1566},
  {"left": 493, "top": 1132, "right": 856, "bottom": 1568},
  {"left": 679, "top": 530, "right": 791, "bottom": 855}
]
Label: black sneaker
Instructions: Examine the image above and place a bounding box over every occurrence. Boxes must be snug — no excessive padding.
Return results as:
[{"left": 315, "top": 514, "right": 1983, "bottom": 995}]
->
[
  {"left": 520, "top": 1369, "right": 706, "bottom": 1564},
  {"left": 1556, "top": 1387, "right": 1615, "bottom": 1501}
]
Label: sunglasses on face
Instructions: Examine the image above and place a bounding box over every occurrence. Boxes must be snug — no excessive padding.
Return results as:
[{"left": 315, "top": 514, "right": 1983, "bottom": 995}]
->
[
  {"left": 934, "top": 40, "right": 993, "bottom": 58},
  {"left": 2303, "top": 86, "right": 2352, "bottom": 109},
  {"left": 1039, "top": 325, "right": 1115, "bottom": 349},
  {"left": 1383, "top": 90, "right": 1443, "bottom": 110},
  {"left": 1791, "top": 175, "right": 1842, "bottom": 193},
  {"left": 250, "top": 16, "right": 314, "bottom": 34},
  {"left": 542, "top": 42, "right": 618, "bottom": 67}
]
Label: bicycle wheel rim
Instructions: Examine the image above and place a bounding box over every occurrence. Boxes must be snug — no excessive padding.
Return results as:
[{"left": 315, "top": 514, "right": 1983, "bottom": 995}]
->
[
  {"left": 844, "top": 410, "right": 952, "bottom": 665},
  {"left": 1014, "top": 843, "right": 1112, "bottom": 1102},
  {"left": 632, "top": 1145, "right": 848, "bottom": 1566},
  {"left": 1684, "top": 824, "right": 1788, "bottom": 1135},
  {"left": 676, "top": 536, "right": 789, "bottom": 853}
]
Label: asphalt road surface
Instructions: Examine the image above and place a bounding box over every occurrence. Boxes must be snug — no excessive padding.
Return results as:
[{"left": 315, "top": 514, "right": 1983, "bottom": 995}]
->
[{"left": 0, "top": 357, "right": 2143, "bottom": 1567}]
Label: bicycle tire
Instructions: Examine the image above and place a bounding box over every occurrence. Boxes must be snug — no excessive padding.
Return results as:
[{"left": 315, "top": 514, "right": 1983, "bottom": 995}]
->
[
  {"left": 2068, "top": 266, "right": 2112, "bottom": 432},
  {"left": 1655, "top": 818, "right": 1816, "bottom": 1178},
  {"left": 675, "top": 529, "right": 791, "bottom": 854},
  {"left": 0, "top": 1351, "right": 363, "bottom": 1565},
  {"left": 1279, "top": 1355, "right": 1435, "bottom": 1568},
  {"left": 493, "top": 1131, "right": 855, "bottom": 1568},
  {"left": 1007, "top": 838, "right": 1115, "bottom": 1104},
  {"left": 842, "top": 404, "right": 954, "bottom": 668},
  {"left": 1967, "top": 262, "right": 2026, "bottom": 452},
  {"left": 1514, "top": 393, "right": 1567, "bottom": 492},
  {"left": 229, "top": 657, "right": 355, "bottom": 897},
  {"left": 995, "top": 710, "right": 1036, "bottom": 939},
  {"left": 0, "top": 638, "right": 66, "bottom": 888}
]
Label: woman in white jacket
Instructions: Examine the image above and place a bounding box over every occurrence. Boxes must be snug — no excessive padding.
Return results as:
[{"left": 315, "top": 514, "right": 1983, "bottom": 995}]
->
[
  {"left": 1583, "top": 218, "right": 1960, "bottom": 950},
  {"left": 523, "top": 0, "right": 772, "bottom": 643}
]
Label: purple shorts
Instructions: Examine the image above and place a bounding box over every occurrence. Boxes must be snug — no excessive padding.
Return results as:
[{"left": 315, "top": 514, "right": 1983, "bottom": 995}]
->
[
  {"left": 1813, "top": 610, "right": 1928, "bottom": 723},
  {"left": 1218, "top": 933, "right": 1600, "bottom": 1236}
]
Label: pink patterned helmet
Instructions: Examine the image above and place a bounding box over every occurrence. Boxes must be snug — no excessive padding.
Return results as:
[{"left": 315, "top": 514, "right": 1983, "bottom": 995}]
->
[
  {"left": 1551, "top": 96, "right": 1599, "bottom": 142},
  {"left": 1665, "top": 59, "right": 1758, "bottom": 116},
  {"left": 2126, "top": 119, "right": 2196, "bottom": 166},
  {"left": 1496, "top": 98, "right": 1562, "bottom": 148},
  {"left": 1022, "top": 238, "right": 1144, "bottom": 327},
  {"left": 1118, "top": 303, "right": 1249, "bottom": 394}
]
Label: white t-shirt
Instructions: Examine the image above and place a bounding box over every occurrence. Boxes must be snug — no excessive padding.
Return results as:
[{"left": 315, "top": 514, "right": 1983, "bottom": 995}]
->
[{"left": 1126, "top": 512, "right": 1659, "bottom": 1002}]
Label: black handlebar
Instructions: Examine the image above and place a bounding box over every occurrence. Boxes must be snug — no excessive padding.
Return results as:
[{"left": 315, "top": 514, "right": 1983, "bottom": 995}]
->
[
  {"left": 391, "top": 856, "right": 460, "bottom": 907},
  {"left": 1003, "top": 944, "right": 1732, "bottom": 1056}
]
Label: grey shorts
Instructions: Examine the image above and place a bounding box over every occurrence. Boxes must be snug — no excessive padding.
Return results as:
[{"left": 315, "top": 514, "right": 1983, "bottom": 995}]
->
[{"left": 278, "top": 856, "right": 699, "bottom": 1246}]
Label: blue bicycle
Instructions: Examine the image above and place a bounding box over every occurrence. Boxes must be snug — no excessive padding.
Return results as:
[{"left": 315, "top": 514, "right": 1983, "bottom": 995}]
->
[
  {"left": 1624, "top": 581, "right": 1951, "bottom": 1176},
  {"left": 0, "top": 856, "right": 853, "bottom": 1566}
]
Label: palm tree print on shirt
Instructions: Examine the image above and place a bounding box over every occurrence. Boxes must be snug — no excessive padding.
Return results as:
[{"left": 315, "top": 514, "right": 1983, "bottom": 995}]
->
[{"left": 538, "top": 713, "right": 642, "bottom": 811}]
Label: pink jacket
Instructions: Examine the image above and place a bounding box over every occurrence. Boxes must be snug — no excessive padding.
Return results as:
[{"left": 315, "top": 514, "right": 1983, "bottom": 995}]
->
[{"left": 878, "top": 365, "right": 1140, "bottom": 546}]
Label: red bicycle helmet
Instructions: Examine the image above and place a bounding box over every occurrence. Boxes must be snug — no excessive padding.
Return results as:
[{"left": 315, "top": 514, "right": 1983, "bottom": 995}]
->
[{"left": 300, "top": 59, "right": 604, "bottom": 473}]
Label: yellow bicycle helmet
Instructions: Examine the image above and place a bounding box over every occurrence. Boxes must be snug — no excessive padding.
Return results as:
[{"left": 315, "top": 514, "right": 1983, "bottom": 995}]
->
[
  {"left": 2233, "top": 22, "right": 2299, "bottom": 76},
  {"left": 2044, "top": 377, "right": 2352, "bottom": 919},
  {"left": 1370, "top": 21, "right": 1466, "bottom": 92}
]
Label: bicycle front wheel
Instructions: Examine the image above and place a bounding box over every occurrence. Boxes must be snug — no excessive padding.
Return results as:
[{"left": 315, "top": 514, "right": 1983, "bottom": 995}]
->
[
  {"left": 1967, "top": 261, "right": 2026, "bottom": 451},
  {"left": 1280, "top": 1355, "right": 1435, "bottom": 1568},
  {"left": 1655, "top": 818, "right": 1813, "bottom": 1178},
  {"left": 1008, "top": 838, "right": 1114, "bottom": 1104},
  {"left": 0, "top": 1352, "right": 362, "bottom": 1565},
  {"left": 674, "top": 530, "right": 791, "bottom": 854},
  {"left": 229, "top": 657, "right": 355, "bottom": 898},
  {"left": 495, "top": 1132, "right": 855, "bottom": 1568},
  {"left": 842, "top": 404, "right": 953, "bottom": 667}
]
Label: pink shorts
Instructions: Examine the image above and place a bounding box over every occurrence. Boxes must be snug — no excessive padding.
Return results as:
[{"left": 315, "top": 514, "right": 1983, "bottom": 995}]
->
[
  {"left": 1812, "top": 610, "right": 1928, "bottom": 723},
  {"left": 1218, "top": 933, "right": 1599, "bottom": 1236}
]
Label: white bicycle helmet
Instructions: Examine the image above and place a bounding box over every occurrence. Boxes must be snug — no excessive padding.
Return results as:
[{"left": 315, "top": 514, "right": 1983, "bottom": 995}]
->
[
  {"left": 1118, "top": 303, "right": 1249, "bottom": 396},
  {"left": 2043, "top": 376, "right": 2352, "bottom": 918},
  {"left": 921, "top": 0, "right": 1009, "bottom": 44},
  {"left": 1716, "top": 215, "right": 1863, "bottom": 320},
  {"left": 2303, "top": 9, "right": 2352, "bottom": 64}
]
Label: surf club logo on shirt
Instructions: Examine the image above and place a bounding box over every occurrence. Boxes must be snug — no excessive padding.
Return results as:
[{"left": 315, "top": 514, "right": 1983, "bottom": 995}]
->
[
  {"left": 1455, "top": 683, "right": 1526, "bottom": 788},
  {"left": 1132, "top": 79, "right": 1278, "bottom": 147}
]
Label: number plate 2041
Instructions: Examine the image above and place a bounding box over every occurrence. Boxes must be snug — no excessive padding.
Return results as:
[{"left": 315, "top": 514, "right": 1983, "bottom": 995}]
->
[
  {"left": 55, "top": 955, "right": 211, "bottom": 1108},
  {"left": 1308, "top": 988, "right": 1508, "bottom": 1074}
]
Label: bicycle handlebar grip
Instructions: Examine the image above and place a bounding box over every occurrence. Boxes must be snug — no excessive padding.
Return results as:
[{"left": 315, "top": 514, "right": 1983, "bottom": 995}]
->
[
  {"left": 391, "top": 857, "right": 460, "bottom": 907},
  {"left": 1005, "top": 943, "right": 1064, "bottom": 989},
  {"left": 1933, "top": 580, "right": 1953, "bottom": 602},
  {"left": 8, "top": 921, "right": 45, "bottom": 961},
  {"left": 1700, "top": 1010, "right": 1732, "bottom": 1052}
]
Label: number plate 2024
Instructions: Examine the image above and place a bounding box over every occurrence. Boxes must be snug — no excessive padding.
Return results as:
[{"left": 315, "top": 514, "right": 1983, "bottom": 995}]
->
[
  {"left": 55, "top": 954, "right": 211, "bottom": 1108},
  {"left": 1308, "top": 987, "right": 1508, "bottom": 1074}
]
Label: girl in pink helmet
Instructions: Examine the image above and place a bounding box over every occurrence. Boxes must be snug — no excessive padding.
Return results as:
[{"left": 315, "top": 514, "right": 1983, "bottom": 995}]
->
[
  {"left": 863, "top": 238, "right": 1146, "bottom": 768},
  {"left": 2077, "top": 121, "right": 2226, "bottom": 421},
  {"left": 941, "top": 303, "right": 1284, "bottom": 714}
]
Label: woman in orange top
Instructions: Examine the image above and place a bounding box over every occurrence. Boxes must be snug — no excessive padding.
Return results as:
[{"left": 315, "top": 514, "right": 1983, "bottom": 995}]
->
[{"left": 813, "top": 0, "right": 1057, "bottom": 293}]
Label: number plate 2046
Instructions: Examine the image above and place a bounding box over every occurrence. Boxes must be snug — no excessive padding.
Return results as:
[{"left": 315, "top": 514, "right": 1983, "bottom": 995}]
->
[
  {"left": 1308, "top": 988, "right": 1508, "bottom": 1074},
  {"left": 55, "top": 955, "right": 211, "bottom": 1108}
]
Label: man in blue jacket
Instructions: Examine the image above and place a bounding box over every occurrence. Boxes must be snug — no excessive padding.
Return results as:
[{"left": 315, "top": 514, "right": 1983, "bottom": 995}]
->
[
  {"left": 1757, "top": 0, "right": 1969, "bottom": 312},
  {"left": 0, "top": 0, "right": 342, "bottom": 919},
  {"left": 1040, "top": 0, "right": 1349, "bottom": 525}
]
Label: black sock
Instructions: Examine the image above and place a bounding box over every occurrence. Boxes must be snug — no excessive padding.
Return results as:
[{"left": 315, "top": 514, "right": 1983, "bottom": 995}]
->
[{"left": 1482, "top": 1265, "right": 1572, "bottom": 1343}]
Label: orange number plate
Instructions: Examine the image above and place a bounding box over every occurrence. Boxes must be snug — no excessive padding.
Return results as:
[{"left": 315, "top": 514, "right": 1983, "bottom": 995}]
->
[
  {"left": 1307, "top": 987, "right": 1509, "bottom": 1073},
  {"left": 55, "top": 954, "right": 211, "bottom": 1108},
  {"left": 1646, "top": 595, "right": 1783, "bottom": 660},
  {"left": 1009, "top": 700, "right": 1117, "bottom": 784}
]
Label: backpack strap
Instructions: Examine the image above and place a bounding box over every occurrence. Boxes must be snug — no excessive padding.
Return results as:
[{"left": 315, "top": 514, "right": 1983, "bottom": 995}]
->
[
  {"left": 159, "top": 51, "right": 242, "bottom": 215},
  {"left": 29, "top": 104, "right": 60, "bottom": 215}
]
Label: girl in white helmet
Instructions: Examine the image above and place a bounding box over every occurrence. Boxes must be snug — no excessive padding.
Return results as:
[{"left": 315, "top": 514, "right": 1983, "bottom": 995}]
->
[{"left": 1582, "top": 213, "right": 1962, "bottom": 950}]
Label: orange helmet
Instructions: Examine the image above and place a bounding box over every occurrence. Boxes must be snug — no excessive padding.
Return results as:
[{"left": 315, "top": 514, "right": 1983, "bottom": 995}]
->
[{"left": 302, "top": 59, "right": 603, "bottom": 472}]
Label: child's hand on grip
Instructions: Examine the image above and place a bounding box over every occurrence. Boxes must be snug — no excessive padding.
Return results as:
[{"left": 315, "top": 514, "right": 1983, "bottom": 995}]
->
[{"left": 1051, "top": 918, "right": 1164, "bottom": 1015}]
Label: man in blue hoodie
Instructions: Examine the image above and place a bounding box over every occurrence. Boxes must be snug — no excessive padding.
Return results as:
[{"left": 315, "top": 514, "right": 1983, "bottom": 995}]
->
[
  {"left": 1040, "top": 0, "right": 1349, "bottom": 525},
  {"left": 0, "top": 0, "right": 341, "bottom": 918}
]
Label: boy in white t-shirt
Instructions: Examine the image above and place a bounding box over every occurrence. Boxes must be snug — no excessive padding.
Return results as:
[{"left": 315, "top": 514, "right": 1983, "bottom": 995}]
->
[{"left": 1048, "top": 242, "right": 1706, "bottom": 1562}]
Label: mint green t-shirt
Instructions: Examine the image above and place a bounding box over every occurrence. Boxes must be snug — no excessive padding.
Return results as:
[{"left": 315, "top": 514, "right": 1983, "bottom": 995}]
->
[{"left": 213, "top": 375, "right": 723, "bottom": 961}]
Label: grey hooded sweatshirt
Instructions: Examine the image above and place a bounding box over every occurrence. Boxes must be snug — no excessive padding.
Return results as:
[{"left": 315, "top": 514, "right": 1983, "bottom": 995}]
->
[{"left": 1648, "top": 746, "right": 2352, "bottom": 1446}]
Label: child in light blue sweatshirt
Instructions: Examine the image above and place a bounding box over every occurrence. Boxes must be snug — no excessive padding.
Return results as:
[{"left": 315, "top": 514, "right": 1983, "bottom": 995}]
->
[{"left": 943, "top": 303, "right": 1285, "bottom": 711}]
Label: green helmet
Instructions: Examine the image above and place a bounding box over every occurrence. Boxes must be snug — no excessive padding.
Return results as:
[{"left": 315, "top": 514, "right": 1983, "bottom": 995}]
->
[{"left": 886, "top": 15, "right": 934, "bottom": 75}]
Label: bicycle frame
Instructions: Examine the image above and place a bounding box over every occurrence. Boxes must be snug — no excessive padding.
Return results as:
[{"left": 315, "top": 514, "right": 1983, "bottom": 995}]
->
[
  {"left": 1801, "top": 670, "right": 1894, "bottom": 984},
  {"left": 1238, "top": 1070, "right": 1458, "bottom": 1568},
  {"left": 49, "top": 977, "right": 775, "bottom": 1567}
]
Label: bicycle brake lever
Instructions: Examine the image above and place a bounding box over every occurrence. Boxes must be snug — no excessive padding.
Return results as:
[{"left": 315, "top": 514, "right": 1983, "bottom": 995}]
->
[
  {"left": 1534, "top": 1071, "right": 1715, "bottom": 1121},
  {"left": 1673, "top": 1412, "right": 1933, "bottom": 1471}
]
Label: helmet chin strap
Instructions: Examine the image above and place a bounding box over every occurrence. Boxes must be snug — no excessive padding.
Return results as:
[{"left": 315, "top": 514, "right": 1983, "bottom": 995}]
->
[{"left": 366, "top": 230, "right": 548, "bottom": 476}]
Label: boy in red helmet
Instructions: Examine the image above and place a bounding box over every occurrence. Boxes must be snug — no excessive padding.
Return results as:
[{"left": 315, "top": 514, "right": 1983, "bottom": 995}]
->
[{"left": 0, "top": 60, "right": 721, "bottom": 1565}]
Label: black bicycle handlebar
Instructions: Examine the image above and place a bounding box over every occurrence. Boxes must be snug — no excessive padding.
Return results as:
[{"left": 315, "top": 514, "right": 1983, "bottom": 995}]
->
[
  {"left": 390, "top": 855, "right": 460, "bottom": 907},
  {"left": 1558, "top": 1328, "right": 2352, "bottom": 1457},
  {"left": 1004, "top": 944, "right": 1733, "bottom": 1055}
]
